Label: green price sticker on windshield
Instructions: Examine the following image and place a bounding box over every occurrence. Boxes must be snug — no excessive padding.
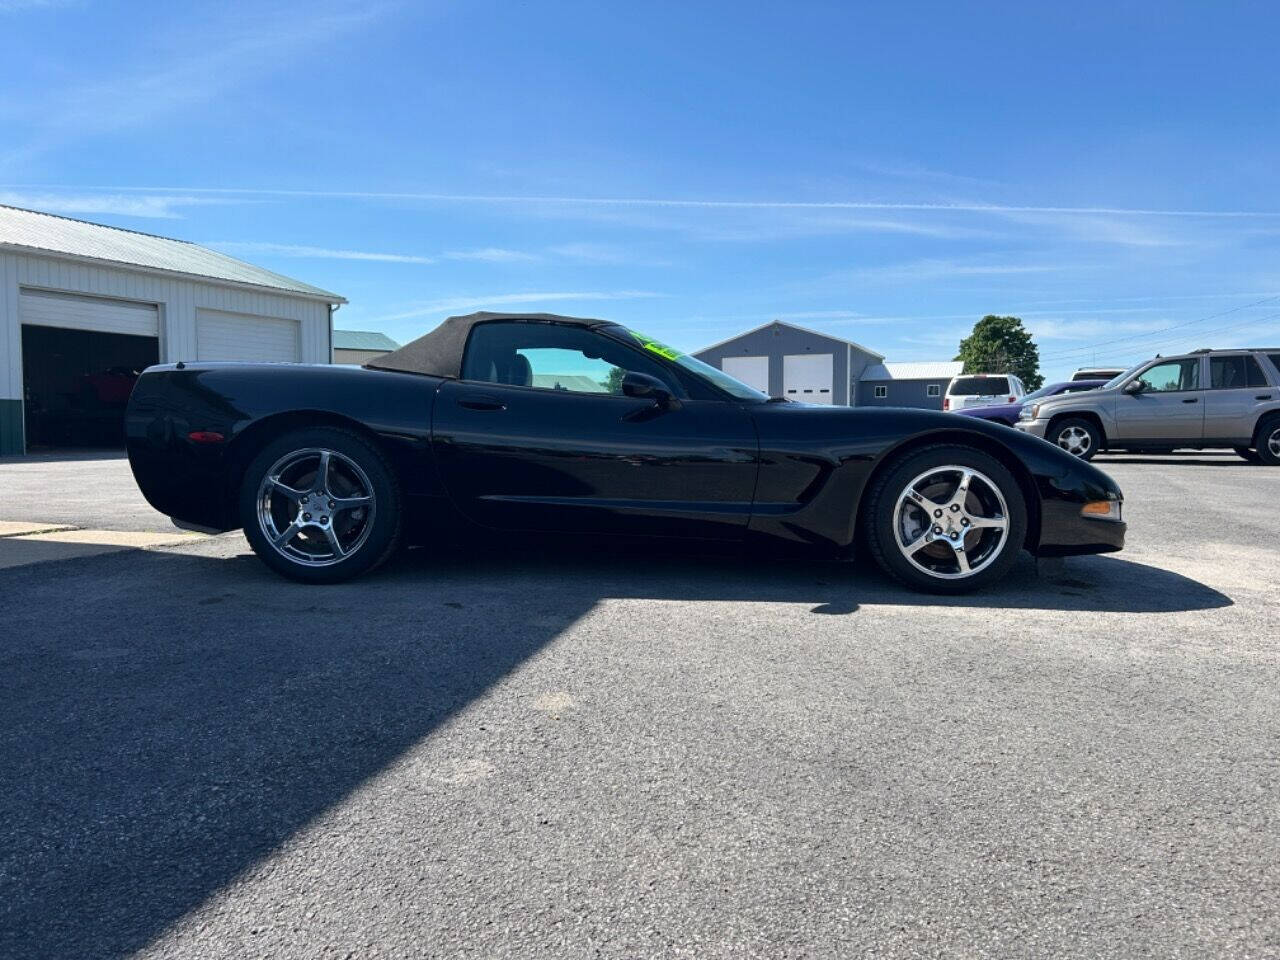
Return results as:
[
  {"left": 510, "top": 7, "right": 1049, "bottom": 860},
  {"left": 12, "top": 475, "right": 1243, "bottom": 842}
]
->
[{"left": 628, "top": 330, "right": 683, "bottom": 362}]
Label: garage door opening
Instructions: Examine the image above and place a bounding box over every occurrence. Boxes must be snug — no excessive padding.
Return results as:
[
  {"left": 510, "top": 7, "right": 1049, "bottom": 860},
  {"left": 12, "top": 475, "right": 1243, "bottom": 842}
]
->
[{"left": 21, "top": 325, "right": 158, "bottom": 449}]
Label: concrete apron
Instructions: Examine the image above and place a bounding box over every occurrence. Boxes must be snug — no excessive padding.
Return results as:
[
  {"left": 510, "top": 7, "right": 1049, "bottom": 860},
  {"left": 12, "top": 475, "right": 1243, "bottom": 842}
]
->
[{"left": 0, "top": 521, "right": 205, "bottom": 570}]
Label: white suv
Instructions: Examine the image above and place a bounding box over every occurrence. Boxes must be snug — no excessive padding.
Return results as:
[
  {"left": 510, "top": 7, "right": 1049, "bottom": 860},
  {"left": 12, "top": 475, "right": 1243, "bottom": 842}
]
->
[{"left": 943, "top": 373, "right": 1028, "bottom": 411}]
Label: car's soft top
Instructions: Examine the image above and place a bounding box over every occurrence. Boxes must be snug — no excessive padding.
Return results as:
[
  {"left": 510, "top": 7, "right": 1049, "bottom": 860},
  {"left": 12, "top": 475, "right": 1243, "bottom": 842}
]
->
[{"left": 363, "top": 312, "right": 613, "bottom": 379}]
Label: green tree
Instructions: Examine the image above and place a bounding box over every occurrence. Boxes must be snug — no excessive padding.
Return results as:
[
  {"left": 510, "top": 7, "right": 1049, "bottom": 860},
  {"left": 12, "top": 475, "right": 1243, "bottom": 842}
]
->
[
  {"left": 601, "top": 366, "right": 626, "bottom": 394},
  {"left": 955, "top": 315, "right": 1043, "bottom": 390}
]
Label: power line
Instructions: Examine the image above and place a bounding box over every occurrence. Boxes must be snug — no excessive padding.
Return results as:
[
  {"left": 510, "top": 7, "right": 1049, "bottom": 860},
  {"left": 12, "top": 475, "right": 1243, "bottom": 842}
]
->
[
  {"left": 1050, "top": 310, "right": 1280, "bottom": 369},
  {"left": 1114, "top": 311, "right": 1280, "bottom": 355},
  {"left": 1038, "top": 293, "right": 1280, "bottom": 362}
]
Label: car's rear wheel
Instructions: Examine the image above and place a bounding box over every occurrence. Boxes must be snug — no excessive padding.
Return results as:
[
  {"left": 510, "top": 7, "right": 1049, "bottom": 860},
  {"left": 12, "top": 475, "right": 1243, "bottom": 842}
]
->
[
  {"left": 865, "top": 445, "right": 1028, "bottom": 594},
  {"left": 1051, "top": 417, "right": 1101, "bottom": 461},
  {"left": 1234, "top": 446, "right": 1262, "bottom": 464},
  {"left": 239, "top": 426, "right": 402, "bottom": 583},
  {"left": 1256, "top": 417, "right": 1280, "bottom": 466}
]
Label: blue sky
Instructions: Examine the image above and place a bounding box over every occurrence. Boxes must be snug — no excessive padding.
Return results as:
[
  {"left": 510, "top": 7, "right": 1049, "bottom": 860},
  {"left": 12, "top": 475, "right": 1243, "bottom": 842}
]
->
[{"left": 2, "top": 0, "right": 1279, "bottom": 382}]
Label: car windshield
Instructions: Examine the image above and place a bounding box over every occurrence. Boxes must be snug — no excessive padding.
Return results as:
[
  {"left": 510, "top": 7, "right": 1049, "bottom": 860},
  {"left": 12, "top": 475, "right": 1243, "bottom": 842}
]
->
[
  {"left": 609, "top": 327, "right": 769, "bottom": 401},
  {"left": 1103, "top": 361, "right": 1148, "bottom": 389},
  {"left": 949, "top": 376, "right": 1010, "bottom": 396},
  {"left": 1023, "top": 381, "right": 1099, "bottom": 402},
  {"left": 1022, "top": 383, "right": 1066, "bottom": 402}
]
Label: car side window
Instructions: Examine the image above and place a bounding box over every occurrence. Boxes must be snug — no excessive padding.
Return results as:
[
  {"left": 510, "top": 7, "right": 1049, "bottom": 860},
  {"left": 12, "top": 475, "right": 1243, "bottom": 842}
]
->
[
  {"left": 1137, "top": 359, "right": 1200, "bottom": 393},
  {"left": 461, "top": 322, "right": 678, "bottom": 395},
  {"left": 1209, "top": 355, "right": 1268, "bottom": 390},
  {"left": 1270, "top": 355, "right": 1280, "bottom": 380}
]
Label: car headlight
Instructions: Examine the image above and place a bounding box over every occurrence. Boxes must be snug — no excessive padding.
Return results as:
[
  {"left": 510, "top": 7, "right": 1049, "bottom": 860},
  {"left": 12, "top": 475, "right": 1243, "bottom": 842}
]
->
[
  {"left": 1019, "top": 404, "right": 1039, "bottom": 420},
  {"left": 1081, "top": 500, "right": 1122, "bottom": 522}
]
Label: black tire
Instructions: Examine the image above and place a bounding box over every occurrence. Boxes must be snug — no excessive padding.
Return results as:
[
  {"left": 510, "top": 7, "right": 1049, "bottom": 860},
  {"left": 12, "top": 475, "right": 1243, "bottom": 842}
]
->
[
  {"left": 1234, "top": 446, "right": 1262, "bottom": 464},
  {"left": 1255, "top": 417, "right": 1280, "bottom": 466},
  {"left": 864, "top": 444, "right": 1028, "bottom": 594},
  {"left": 239, "top": 426, "right": 402, "bottom": 583},
  {"left": 1049, "top": 416, "right": 1102, "bottom": 461}
]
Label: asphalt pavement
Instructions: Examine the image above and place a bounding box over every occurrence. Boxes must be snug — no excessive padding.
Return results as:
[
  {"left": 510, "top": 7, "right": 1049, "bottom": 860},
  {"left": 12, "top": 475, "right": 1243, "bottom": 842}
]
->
[
  {"left": 0, "top": 450, "right": 175, "bottom": 532},
  {"left": 1, "top": 451, "right": 1276, "bottom": 959}
]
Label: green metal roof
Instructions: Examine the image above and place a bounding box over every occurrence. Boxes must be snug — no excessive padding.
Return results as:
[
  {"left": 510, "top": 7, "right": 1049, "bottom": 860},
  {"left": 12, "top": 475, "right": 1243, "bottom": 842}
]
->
[
  {"left": 0, "top": 204, "right": 345, "bottom": 302},
  {"left": 333, "top": 329, "right": 400, "bottom": 351}
]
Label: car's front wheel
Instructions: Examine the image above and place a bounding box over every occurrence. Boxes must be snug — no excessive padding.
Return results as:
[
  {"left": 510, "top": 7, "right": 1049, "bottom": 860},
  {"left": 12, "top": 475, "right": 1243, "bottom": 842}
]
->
[
  {"left": 865, "top": 445, "right": 1028, "bottom": 594},
  {"left": 239, "top": 426, "right": 402, "bottom": 583},
  {"left": 1050, "top": 417, "right": 1101, "bottom": 461}
]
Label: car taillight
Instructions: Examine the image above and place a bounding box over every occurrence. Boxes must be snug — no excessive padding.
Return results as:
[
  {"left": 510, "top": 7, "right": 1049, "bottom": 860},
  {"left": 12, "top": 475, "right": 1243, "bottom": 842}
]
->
[
  {"left": 942, "top": 398, "right": 950, "bottom": 410},
  {"left": 1007, "top": 396, "right": 1016, "bottom": 403}
]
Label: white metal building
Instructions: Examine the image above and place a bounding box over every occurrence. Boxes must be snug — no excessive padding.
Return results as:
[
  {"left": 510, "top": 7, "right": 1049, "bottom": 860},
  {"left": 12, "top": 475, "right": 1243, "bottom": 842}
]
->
[
  {"left": 0, "top": 205, "right": 344, "bottom": 455},
  {"left": 857, "top": 361, "right": 964, "bottom": 410}
]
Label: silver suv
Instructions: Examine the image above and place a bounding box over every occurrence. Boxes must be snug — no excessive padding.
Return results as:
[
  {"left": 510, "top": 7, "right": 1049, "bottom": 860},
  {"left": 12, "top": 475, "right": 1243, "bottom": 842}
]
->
[{"left": 1015, "top": 348, "right": 1280, "bottom": 464}]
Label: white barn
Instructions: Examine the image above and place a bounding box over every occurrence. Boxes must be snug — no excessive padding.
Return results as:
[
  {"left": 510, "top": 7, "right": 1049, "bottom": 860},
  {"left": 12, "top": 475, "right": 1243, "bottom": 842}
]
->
[{"left": 0, "top": 205, "right": 344, "bottom": 455}]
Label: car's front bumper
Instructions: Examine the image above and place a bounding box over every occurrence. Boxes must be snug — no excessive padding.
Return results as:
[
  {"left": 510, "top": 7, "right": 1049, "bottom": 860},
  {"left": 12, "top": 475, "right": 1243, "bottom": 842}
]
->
[
  {"left": 1015, "top": 418, "right": 1049, "bottom": 439},
  {"left": 1036, "top": 502, "right": 1126, "bottom": 556}
]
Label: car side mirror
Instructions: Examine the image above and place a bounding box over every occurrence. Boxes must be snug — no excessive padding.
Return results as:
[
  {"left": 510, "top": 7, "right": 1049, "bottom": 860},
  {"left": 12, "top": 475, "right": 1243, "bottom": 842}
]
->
[
  {"left": 1123, "top": 379, "right": 1145, "bottom": 395},
  {"left": 621, "top": 371, "right": 678, "bottom": 407}
]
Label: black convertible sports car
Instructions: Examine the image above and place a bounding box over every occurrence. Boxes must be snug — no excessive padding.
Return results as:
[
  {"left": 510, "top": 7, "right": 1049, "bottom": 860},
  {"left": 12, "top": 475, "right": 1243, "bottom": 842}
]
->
[{"left": 125, "top": 312, "right": 1125, "bottom": 593}]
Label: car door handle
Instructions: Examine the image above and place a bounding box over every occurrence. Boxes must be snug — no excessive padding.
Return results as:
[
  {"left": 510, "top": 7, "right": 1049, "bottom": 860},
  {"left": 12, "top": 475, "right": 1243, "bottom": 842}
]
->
[
  {"left": 458, "top": 394, "right": 506, "bottom": 411},
  {"left": 1257, "top": 394, "right": 1274, "bottom": 401},
  {"left": 1181, "top": 397, "right": 1199, "bottom": 403}
]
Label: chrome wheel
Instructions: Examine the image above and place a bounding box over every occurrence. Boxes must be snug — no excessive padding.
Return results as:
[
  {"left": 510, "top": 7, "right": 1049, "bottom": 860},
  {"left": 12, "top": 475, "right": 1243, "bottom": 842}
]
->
[
  {"left": 256, "top": 448, "right": 375, "bottom": 567},
  {"left": 894, "top": 465, "right": 1010, "bottom": 581},
  {"left": 1056, "top": 425, "right": 1092, "bottom": 457},
  {"left": 1269, "top": 426, "right": 1280, "bottom": 459}
]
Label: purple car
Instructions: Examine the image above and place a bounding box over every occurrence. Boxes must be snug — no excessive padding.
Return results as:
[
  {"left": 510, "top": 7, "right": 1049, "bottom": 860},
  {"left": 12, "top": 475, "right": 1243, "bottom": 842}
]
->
[{"left": 955, "top": 379, "right": 1108, "bottom": 426}]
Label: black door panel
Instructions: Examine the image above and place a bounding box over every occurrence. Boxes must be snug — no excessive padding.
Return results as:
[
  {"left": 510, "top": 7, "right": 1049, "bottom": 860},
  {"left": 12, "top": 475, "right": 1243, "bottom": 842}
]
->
[{"left": 433, "top": 381, "right": 759, "bottom": 538}]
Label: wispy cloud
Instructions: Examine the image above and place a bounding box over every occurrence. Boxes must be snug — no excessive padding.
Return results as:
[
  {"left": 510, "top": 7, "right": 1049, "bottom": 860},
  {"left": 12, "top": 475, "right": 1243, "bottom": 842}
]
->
[
  {"left": 688, "top": 213, "right": 1004, "bottom": 243},
  {"left": 1, "top": 2, "right": 389, "bottom": 170},
  {"left": 1022, "top": 317, "right": 1177, "bottom": 342},
  {"left": 0, "top": 0, "right": 73, "bottom": 11},
  {"left": 996, "top": 211, "right": 1191, "bottom": 248},
  {"left": 377, "top": 290, "right": 665, "bottom": 323},
  {"left": 847, "top": 159, "right": 1003, "bottom": 190},
  {"left": 1020, "top": 291, "right": 1280, "bottom": 307},
  {"left": 21, "top": 185, "right": 1280, "bottom": 219},
  {"left": 670, "top": 311, "right": 981, "bottom": 345},
  {"left": 826, "top": 258, "right": 1073, "bottom": 287},
  {"left": 774, "top": 310, "right": 867, "bottom": 321},
  {"left": 208, "top": 241, "right": 439, "bottom": 264},
  {"left": 213, "top": 239, "right": 663, "bottom": 268},
  {"left": 0, "top": 191, "right": 239, "bottom": 219},
  {"left": 443, "top": 247, "right": 538, "bottom": 263},
  {"left": 206, "top": 241, "right": 539, "bottom": 265},
  {"left": 547, "top": 242, "right": 671, "bottom": 266},
  {"left": 802, "top": 217, "right": 1002, "bottom": 240}
]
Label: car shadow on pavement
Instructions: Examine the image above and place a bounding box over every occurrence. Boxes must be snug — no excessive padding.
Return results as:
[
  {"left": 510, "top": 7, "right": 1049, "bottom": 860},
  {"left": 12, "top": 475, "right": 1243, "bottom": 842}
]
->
[
  {"left": 392, "top": 537, "right": 1232, "bottom": 615},
  {"left": 1094, "top": 454, "right": 1256, "bottom": 467},
  {"left": 0, "top": 542, "right": 1230, "bottom": 959},
  {"left": 0, "top": 448, "right": 128, "bottom": 465}
]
